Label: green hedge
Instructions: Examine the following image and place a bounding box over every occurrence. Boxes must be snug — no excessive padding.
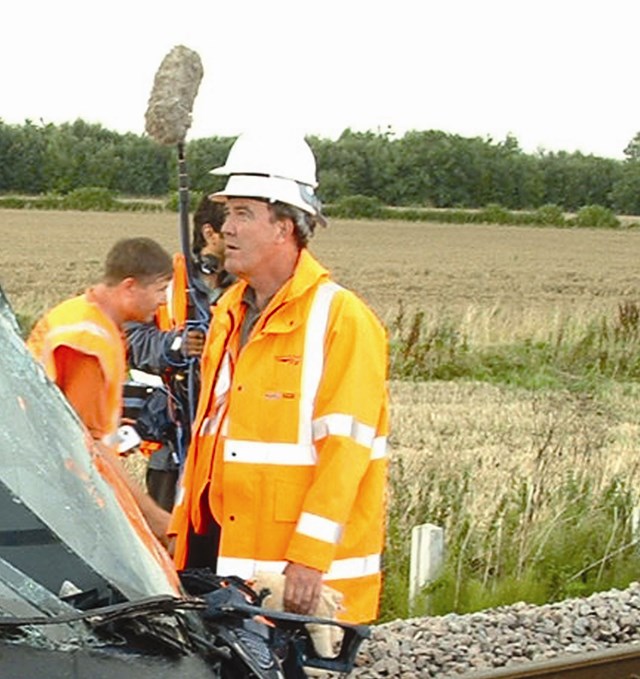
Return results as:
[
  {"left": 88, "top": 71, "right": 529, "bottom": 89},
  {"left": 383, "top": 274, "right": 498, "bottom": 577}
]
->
[
  {"left": 0, "top": 192, "right": 631, "bottom": 229},
  {"left": 323, "top": 198, "right": 626, "bottom": 229},
  {"left": 0, "top": 189, "right": 164, "bottom": 212}
]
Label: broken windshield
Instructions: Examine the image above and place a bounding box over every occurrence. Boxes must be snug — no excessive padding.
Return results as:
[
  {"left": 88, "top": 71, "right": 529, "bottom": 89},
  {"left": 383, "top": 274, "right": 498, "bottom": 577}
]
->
[{"left": 0, "top": 287, "right": 180, "bottom": 604}]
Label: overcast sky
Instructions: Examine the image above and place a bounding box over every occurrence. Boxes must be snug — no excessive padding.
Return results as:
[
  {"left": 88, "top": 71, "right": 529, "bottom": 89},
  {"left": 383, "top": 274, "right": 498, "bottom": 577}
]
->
[{"left": 2, "top": 0, "right": 638, "bottom": 159}]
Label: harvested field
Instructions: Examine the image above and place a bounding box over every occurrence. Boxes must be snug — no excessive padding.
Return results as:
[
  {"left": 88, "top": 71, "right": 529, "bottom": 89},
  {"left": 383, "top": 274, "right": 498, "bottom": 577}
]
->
[{"left": 1, "top": 210, "right": 639, "bottom": 328}]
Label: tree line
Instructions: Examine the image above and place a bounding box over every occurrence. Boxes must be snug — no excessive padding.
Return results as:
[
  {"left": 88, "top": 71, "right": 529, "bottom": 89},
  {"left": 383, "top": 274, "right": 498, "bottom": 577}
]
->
[{"left": 2, "top": 118, "right": 640, "bottom": 213}]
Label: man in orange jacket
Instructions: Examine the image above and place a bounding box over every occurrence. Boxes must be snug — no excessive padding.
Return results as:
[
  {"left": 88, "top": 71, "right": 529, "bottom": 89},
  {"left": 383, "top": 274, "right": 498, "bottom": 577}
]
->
[
  {"left": 168, "top": 132, "right": 389, "bottom": 624},
  {"left": 27, "top": 237, "right": 174, "bottom": 544}
]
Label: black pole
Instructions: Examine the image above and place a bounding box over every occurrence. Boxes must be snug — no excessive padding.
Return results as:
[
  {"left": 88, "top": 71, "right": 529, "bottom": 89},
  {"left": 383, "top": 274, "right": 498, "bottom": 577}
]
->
[
  {"left": 177, "top": 141, "right": 197, "bottom": 317},
  {"left": 176, "top": 142, "right": 199, "bottom": 429}
]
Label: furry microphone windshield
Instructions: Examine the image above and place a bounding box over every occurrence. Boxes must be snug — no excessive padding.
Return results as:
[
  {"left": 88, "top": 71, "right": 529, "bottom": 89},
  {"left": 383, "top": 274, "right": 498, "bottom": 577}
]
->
[{"left": 144, "top": 45, "right": 204, "bottom": 146}]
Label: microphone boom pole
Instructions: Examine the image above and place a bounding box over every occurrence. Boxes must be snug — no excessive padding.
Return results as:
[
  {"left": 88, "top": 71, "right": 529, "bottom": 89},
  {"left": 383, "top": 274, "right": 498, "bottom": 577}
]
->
[{"left": 144, "top": 44, "right": 204, "bottom": 312}]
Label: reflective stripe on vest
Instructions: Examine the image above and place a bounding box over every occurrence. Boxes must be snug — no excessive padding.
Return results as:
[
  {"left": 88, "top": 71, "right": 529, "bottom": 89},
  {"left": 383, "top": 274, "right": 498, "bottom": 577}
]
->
[
  {"left": 296, "top": 512, "right": 343, "bottom": 544},
  {"left": 216, "top": 553, "right": 381, "bottom": 581},
  {"left": 46, "top": 320, "right": 112, "bottom": 343},
  {"left": 221, "top": 436, "right": 386, "bottom": 465},
  {"left": 223, "top": 440, "right": 316, "bottom": 465},
  {"left": 297, "top": 281, "right": 341, "bottom": 445},
  {"left": 199, "top": 351, "right": 233, "bottom": 437}
]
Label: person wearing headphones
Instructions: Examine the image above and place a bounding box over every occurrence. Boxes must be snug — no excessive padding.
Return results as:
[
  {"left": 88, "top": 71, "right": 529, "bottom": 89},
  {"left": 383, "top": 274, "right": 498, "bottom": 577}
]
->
[{"left": 124, "top": 195, "right": 234, "bottom": 511}]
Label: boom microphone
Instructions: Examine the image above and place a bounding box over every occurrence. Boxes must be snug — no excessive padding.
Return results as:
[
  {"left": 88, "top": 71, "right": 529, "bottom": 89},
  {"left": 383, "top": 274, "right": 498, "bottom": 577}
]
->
[
  {"left": 143, "top": 45, "right": 206, "bottom": 434},
  {"left": 144, "top": 45, "right": 204, "bottom": 146}
]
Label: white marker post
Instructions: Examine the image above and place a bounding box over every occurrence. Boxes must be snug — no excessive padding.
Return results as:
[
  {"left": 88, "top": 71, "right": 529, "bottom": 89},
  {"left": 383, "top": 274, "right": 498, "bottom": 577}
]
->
[{"left": 409, "top": 523, "right": 444, "bottom": 612}]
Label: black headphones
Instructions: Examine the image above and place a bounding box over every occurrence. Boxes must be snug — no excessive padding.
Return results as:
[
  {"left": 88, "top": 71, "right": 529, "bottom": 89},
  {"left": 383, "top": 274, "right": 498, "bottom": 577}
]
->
[{"left": 196, "top": 254, "right": 221, "bottom": 276}]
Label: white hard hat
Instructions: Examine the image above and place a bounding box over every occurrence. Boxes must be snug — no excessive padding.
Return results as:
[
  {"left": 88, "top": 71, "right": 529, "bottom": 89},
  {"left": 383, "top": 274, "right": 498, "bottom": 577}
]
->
[{"left": 210, "top": 131, "right": 322, "bottom": 216}]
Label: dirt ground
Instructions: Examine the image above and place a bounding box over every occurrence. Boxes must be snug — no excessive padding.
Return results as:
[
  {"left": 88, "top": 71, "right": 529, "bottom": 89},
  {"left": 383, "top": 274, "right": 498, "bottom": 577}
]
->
[{"left": 1, "top": 210, "right": 639, "bottom": 326}]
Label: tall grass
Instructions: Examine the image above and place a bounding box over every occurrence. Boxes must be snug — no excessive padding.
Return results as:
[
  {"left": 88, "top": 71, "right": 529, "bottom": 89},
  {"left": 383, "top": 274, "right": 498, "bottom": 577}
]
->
[
  {"left": 380, "top": 381, "right": 640, "bottom": 621},
  {"left": 379, "top": 301, "right": 640, "bottom": 620},
  {"left": 389, "top": 301, "right": 640, "bottom": 390}
]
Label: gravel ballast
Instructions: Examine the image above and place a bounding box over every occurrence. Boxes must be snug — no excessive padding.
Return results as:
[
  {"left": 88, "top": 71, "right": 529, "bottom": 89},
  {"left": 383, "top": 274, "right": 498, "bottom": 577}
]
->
[{"left": 324, "top": 582, "right": 640, "bottom": 677}]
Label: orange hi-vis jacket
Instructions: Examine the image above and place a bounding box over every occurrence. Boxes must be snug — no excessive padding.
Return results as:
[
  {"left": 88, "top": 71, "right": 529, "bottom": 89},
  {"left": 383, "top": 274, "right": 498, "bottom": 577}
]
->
[
  {"left": 27, "top": 291, "right": 126, "bottom": 446},
  {"left": 169, "top": 249, "right": 389, "bottom": 623}
]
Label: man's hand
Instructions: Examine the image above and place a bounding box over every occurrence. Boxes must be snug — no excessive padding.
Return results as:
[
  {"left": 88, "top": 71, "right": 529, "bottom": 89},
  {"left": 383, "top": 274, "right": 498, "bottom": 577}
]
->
[
  {"left": 183, "top": 329, "right": 206, "bottom": 358},
  {"left": 283, "top": 562, "right": 323, "bottom": 615}
]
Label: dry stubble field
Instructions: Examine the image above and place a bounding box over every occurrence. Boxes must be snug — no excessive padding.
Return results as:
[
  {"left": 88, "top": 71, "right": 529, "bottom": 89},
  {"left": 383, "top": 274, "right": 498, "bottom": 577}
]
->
[{"left": 2, "top": 209, "right": 640, "bottom": 539}]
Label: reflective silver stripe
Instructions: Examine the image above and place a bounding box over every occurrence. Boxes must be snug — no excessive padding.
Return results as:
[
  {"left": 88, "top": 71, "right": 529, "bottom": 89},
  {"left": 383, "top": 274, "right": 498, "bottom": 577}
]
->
[
  {"left": 298, "top": 282, "right": 342, "bottom": 445},
  {"left": 165, "top": 280, "right": 175, "bottom": 322},
  {"left": 215, "top": 351, "right": 232, "bottom": 399},
  {"left": 223, "top": 439, "right": 316, "bottom": 465},
  {"left": 174, "top": 483, "right": 185, "bottom": 507},
  {"left": 324, "top": 554, "right": 381, "bottom": 581},
  {"left": 217, "top": 557, "right": 287, "bottom": 580},
  {"left": 371, "top": 436, "right": 388, "bottom": 460},
  {"left": 296, "top": 512, "right": 343, "bottom": 544},
  {"left": 47, "top": 321, "right": 112, "bottom": 341},
  {"left": 216, "top": 554, "right": 381, "bottom": 581},
  {"left": 312, "top": 413, "right": 376, "bottom": 448},
  {"left": 200, "top": 352, "right": 232, "bottom": 437}
]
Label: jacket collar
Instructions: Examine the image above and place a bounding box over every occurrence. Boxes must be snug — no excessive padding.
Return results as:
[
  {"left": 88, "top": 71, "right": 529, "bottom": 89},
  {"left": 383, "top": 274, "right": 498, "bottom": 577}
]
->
[
  {"left": 274, "top": 249, "right": 330, "bottom": 306},
  {"left": 226, "top": 249, "right": 330, "bottom": 311},
  {"left": 219, "top": 249, "right": 330, "bottom": 336}
]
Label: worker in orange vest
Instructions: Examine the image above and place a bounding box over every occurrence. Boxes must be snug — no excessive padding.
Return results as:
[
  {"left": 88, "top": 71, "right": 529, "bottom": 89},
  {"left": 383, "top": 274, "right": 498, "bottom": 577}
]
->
[
  {"left": 168, "top": 132, "right": 389, "bottom": 624},
  {"left": 124, "top": 195, "right": 234, "bottom": 512},
  {"left": 27, "top": 237, "right": 174, "bottom": 544}
]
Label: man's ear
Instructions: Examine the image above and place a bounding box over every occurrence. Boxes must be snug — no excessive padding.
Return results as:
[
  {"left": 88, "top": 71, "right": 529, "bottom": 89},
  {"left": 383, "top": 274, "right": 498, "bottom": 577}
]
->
[
  {"left": 275, "top": 216, "right": 294, "bottom": 241},
  {"left": 202, "top": 223, "right": 216, "bottom": 242},
  {"left": 118, "top": 277, "right": 139, "bottom": 295}
]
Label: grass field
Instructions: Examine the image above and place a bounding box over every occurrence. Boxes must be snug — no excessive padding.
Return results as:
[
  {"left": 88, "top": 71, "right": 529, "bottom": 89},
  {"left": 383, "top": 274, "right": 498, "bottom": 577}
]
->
[{"left": 2, "top": 209, "right": 640, "bottom": 618}]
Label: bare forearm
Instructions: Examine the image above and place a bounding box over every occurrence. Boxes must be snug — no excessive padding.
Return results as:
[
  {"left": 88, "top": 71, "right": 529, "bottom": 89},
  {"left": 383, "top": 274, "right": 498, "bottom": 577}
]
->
[{"left": 95, "top": 441, "right": 171, "bottom": 545}]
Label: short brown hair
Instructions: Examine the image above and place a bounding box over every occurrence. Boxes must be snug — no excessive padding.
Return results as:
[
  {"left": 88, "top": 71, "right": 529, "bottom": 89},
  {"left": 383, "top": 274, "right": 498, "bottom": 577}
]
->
[{"left": 103, "top": 237, "right": 173, "bottom": 285}]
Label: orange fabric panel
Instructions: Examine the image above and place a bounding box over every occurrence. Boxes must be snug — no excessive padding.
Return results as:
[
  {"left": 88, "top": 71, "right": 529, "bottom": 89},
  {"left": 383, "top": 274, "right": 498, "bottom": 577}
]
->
[
  {"left": 139, "top": 440, "right": 163, "bottom": 458},
  {"left": 155, "top": 253, "right": 189, "bottom": 331},
  {"left": 54, "top": 346, "right": 110, "bottom": 440}
]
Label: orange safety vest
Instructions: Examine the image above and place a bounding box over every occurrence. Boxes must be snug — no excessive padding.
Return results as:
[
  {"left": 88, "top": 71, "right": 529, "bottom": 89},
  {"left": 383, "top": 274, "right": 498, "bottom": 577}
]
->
[
  {"left": 27, "top": 292, "right": 126, "bottom": 446},
  {"left": 169, "top": 250, "right": 389, "bottom": 623}
]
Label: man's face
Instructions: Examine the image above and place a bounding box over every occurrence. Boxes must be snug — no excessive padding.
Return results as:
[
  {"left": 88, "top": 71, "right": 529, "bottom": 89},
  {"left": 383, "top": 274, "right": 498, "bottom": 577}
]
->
[
  {"left": 127, "top": 276, "right": 170, "bottom": 322},
  {"left": 221, "top": 198, "right": 283, "bottom": 280}
]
